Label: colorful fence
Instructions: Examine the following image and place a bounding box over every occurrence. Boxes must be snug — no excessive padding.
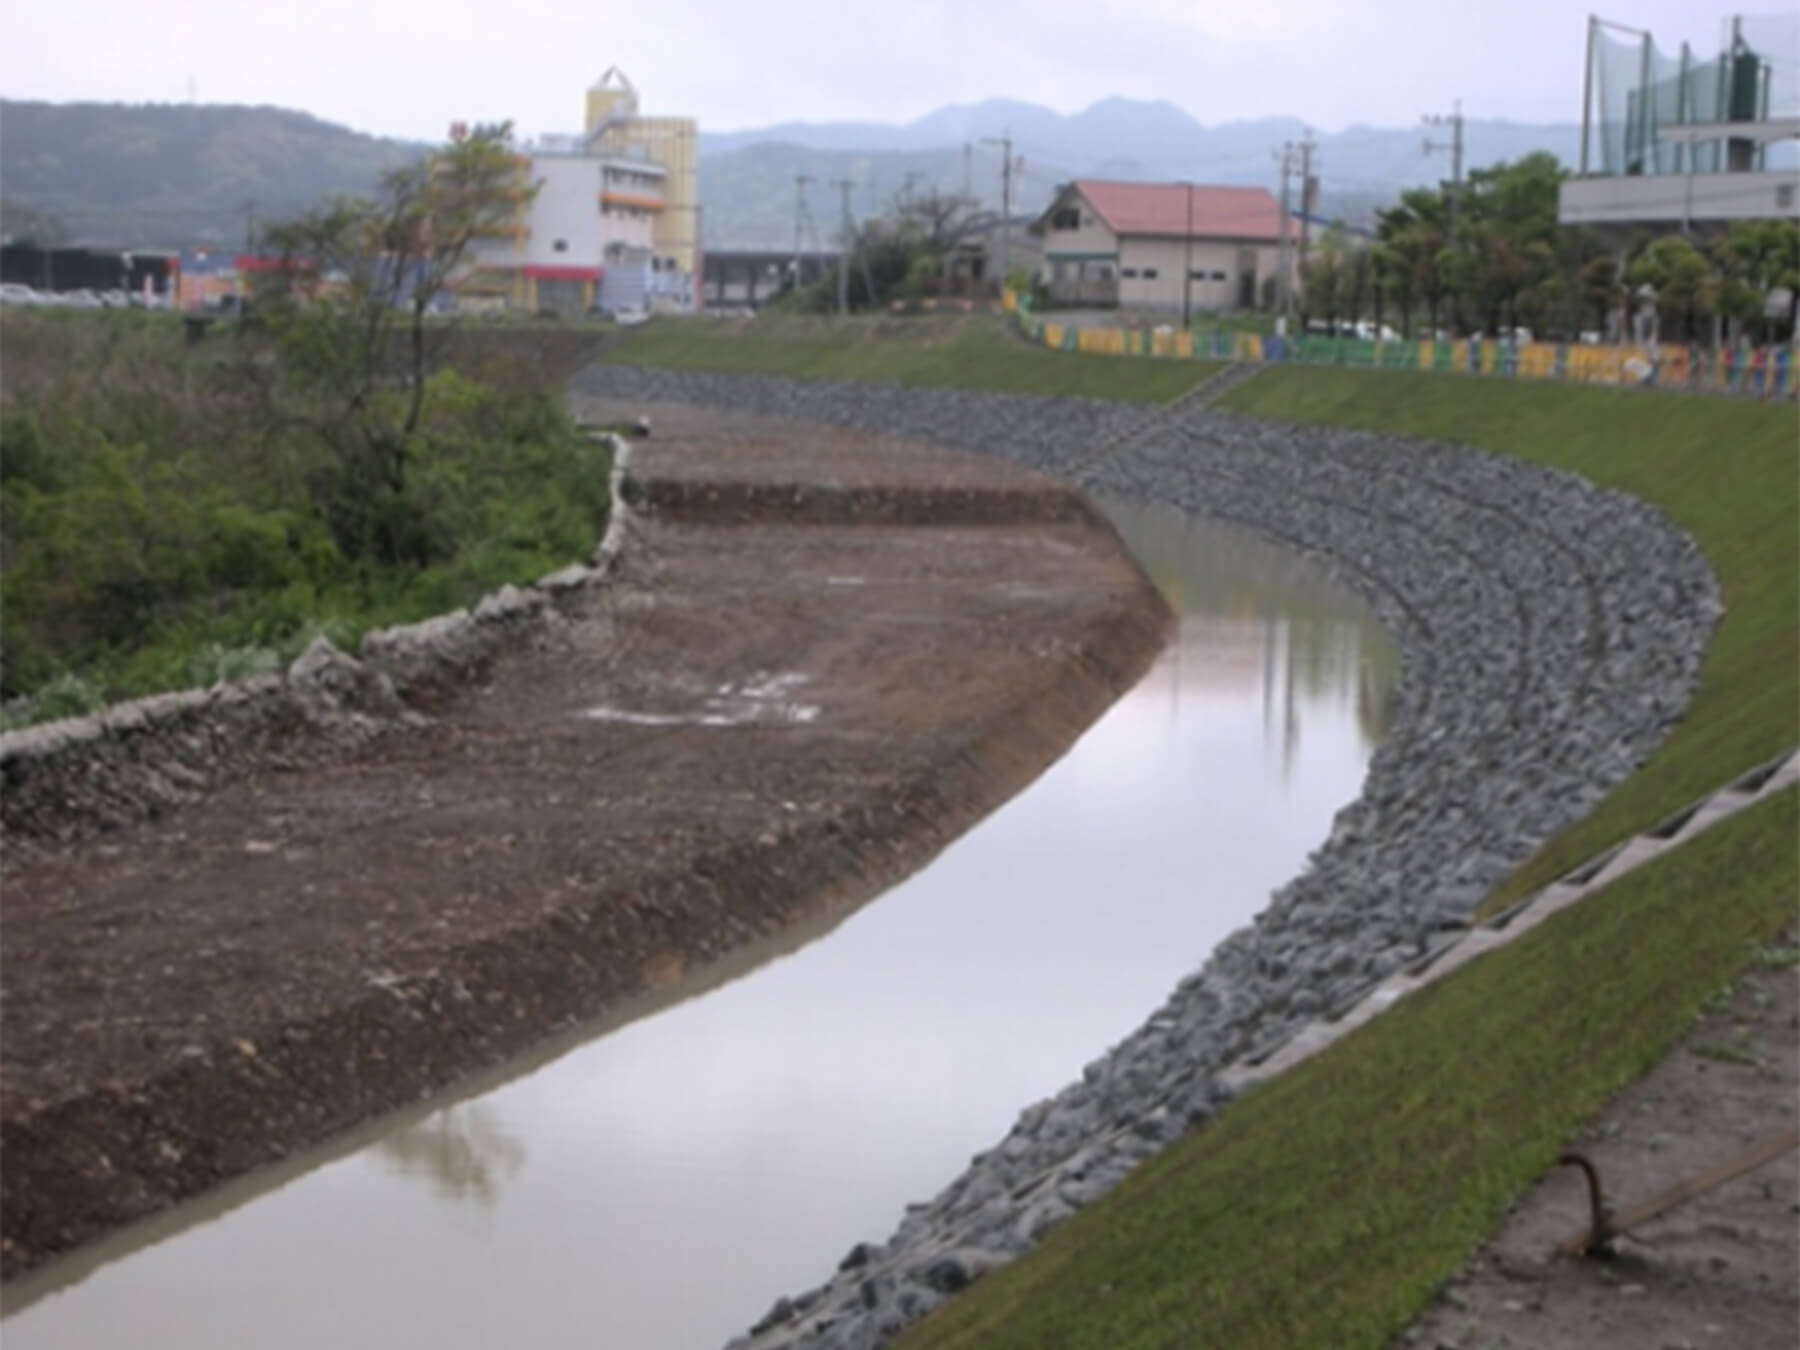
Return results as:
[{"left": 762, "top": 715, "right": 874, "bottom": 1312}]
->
[{"left": 1009, "top": 296, "right": 1799, "bottom": 399}]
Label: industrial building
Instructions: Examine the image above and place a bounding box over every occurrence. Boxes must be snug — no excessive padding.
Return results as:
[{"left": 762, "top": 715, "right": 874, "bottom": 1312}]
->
[
  {"left": 465, "top": 70, "right": 699, "bottom": 315},
  {"left": 1030, "top": 181, "right": 1293, "bottom": 313}
]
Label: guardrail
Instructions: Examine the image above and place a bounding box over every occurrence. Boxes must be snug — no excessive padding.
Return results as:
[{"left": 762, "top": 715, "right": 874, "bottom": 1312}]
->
[{"left": 1001, "top": 291, "right": 1799, "bottom": 399}]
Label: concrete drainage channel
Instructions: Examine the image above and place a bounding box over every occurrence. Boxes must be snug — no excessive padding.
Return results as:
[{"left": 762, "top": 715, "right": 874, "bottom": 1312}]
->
[
  {"left": 568, "top": 363, "right": 1724, "bottom": 1350},
  {"left": 1222, "top": 745, "right": 1800, "bottom": 1092}
]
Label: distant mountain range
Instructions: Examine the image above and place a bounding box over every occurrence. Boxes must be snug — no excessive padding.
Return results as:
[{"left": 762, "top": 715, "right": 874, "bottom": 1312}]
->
[
  {"left": 1, "top": 98, "right": 1581, "bottom": 253},
  {"left": 700, "top": 99, "right": 1582, "bottom": 247}
]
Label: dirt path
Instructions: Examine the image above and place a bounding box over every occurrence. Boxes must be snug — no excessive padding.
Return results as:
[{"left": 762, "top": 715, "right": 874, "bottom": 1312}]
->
[
  {"left": 0, "top": 421, "right": 1170, "bottom": 1279},
  {"left": 1399, "top": 926, "right": 1799, "bottom": 1350}
]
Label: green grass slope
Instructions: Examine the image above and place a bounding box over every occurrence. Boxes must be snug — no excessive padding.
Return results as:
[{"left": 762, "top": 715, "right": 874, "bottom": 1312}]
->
[
  {"left": 906, "top": 789, "right": 1795, "bottom": 1350},
  {"left": 608, "top": 313, "right": 1214, "bottom": 402}
]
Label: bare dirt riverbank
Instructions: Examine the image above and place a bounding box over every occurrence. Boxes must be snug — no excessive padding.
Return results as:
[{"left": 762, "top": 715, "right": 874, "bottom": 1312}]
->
[{"left": 0, "top": 422, "right": 1171, "bottom": 1279}]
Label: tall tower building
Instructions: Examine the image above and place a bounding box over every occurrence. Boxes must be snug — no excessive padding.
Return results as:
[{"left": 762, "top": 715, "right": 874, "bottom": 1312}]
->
[{"left": 585, "top": 67, "right": 699, "bottom": 281}]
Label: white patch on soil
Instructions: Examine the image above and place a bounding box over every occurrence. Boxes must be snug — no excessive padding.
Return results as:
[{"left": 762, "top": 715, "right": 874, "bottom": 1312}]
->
[{"left": 582, "top": 671, "right": 819, "bottom": 728}]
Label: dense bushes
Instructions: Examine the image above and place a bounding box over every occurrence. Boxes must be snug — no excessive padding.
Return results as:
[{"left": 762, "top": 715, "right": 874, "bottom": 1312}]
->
[{"left": 0, "top": 311, "right": 609, "bottom": 722}]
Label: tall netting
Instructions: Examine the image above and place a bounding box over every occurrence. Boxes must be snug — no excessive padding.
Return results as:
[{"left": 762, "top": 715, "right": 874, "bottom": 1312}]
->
[
  {"left": 1683, "top": 47, "right": 1726, "bottom": 173},
  {"left": 1586, "top": 12, "right": 1799, "bottom": 177},
  {"left": 1589, "top": 24, "right": 1644, "bottom": 175},
  {"left": 1736, "top": 12, "right": 1799, "bottom": 172}
]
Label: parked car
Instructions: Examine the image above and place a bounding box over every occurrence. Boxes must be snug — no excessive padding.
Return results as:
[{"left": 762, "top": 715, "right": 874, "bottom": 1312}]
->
[{"left": 0, "top": 283, "right": 41, "bottom": 306}]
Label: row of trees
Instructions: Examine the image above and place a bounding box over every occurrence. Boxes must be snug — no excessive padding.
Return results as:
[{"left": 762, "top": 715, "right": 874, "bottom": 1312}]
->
[
  {"left": 1301, "top": 152, "right": 1800, "bottom": 344},
  {"left": 785, "top": 188, "right": 998, "bottom": 313}
]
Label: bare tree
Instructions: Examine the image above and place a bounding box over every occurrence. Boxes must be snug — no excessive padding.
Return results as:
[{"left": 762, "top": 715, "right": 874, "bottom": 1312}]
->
[{"left": 243, "top": 124, "right": 536, "bottom": 563}]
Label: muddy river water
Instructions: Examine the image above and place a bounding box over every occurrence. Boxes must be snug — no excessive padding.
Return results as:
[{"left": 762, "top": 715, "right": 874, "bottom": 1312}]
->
[{"left": 3, "top": 502, "right": 1396, "bottom": 1349}]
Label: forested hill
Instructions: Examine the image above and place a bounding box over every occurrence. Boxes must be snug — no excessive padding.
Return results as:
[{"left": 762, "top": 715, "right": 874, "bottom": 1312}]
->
[{"left": 0, "top": 101, "right": 423, "bottom": 248}]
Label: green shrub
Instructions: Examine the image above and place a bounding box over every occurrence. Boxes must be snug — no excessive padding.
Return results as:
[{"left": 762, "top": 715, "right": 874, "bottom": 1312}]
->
[{"left": 0, "top": 312, "right": 611, "bottom": 716}]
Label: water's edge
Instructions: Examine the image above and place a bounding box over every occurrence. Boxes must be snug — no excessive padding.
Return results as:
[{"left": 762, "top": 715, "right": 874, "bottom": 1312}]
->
[
  {"left": 562, "top": 366, "right": 1719, "bottom": 1350},
  {"left": 0, "top": 437, "right": 1172, "bottom": 1287}
]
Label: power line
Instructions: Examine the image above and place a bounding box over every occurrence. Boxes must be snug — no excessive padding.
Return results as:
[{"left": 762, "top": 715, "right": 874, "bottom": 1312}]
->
[
  {"left": 830, "top": 177, "right": 855, "bottom": 316},
  {"left": 792, "top": 174, "right": 816, "bottom": 289},
  {"left": 1276, "top": 141, "right": 1295, "bottom": 326},
  {"left": 1422, "top": 100, "right": 1466, "bottom": 235},
  {"left": 1297, "top": 129, "right": 1318, "bottom": 272},
  {"left": 981, "top": 130, "right": 1016, "bottom": 284}
]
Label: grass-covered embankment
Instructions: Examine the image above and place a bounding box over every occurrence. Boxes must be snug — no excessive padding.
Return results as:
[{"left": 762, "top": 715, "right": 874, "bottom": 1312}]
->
[
  {"left": 904, "top": 790, "right": 1796, "bottom": 1350},
  {"left": 0, "top": 310, "right": 611, "bottom": 726},
  {"left": 897, "top": 368, "right": 1799, "bottom": 1350},
  {"left": 609, "top": 312, "right": 1215, "bottom": 402}
]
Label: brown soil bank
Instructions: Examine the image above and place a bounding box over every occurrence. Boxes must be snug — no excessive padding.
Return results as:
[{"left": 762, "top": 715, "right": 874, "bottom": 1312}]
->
[{"left": 0, "top": 426, "right": 1170, "bottom": 1280}]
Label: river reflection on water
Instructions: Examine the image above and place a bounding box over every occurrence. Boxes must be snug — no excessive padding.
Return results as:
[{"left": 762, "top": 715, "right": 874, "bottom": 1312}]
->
[{"left": 3, "top": 502, "right": 1396, "bottom": 1350}]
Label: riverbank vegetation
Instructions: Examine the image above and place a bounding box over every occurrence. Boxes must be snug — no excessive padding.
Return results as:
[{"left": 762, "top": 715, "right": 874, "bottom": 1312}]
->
[
  {"left": 0, "top": 127, "right": 611, "bottom": 727},
  {"left": 607, "top": 311, "right": 1215, "bottom": 401},
  {"left": 897, "top": 367, "right": 1799, "bottom": 1349}
]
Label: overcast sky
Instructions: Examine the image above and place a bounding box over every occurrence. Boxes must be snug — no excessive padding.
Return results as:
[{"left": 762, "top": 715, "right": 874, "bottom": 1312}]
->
[{"left": 4, "top": 1, "right": 1783, "bottom": 142}]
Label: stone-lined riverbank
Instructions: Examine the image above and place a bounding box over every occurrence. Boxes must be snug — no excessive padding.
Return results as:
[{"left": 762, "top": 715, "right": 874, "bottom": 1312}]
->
[
  {"left": 568, "top": 364, "right": 1721, "bottom": 1350},
  {"left": 0, "top": 428, "right": 1169, "bottom": 1279}
]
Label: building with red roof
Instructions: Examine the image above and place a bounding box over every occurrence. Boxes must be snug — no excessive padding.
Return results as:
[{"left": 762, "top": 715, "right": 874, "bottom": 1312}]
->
[{"left": 1031, "top": 180, "right": 1296, "bottom": 313}]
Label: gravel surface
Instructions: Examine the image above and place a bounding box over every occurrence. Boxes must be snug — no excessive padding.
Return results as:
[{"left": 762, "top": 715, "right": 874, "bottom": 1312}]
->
[{"left": 569, "top": 364, "right": 1722, "bottom": 1350}]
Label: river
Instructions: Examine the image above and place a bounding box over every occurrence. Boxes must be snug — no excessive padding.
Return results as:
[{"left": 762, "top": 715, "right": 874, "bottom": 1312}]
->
[{"left": 2, "top": 500, "right": 1396, "bottom": 1349}]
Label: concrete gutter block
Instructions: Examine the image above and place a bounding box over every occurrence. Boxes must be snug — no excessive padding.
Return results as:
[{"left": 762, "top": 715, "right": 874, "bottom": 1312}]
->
[
  {"left": 1503, "top": 884, "right": 1586, "bottom": 934},
  {"left": 1415, "top": 928, "right": 1508, "bottom": 984},
  {"left": 1587, "top": 835, "right": 1669, "bottom": 890}
]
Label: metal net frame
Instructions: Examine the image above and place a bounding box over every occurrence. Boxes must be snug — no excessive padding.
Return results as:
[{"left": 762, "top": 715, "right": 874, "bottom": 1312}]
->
[{"left": 1583, "top": 12, "right": 1799, "bottom": 178}]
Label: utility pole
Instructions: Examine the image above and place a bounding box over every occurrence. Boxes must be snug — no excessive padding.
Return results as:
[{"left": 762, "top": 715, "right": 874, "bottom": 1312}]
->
[
  {"left": 1422, "top": 100, "right": 1465, "bottom": 237},
  {"left": 1275, "top": 142, "right": 1294, "bottom": 329},
  {"left": 831, "top": 177, "right": 855, "bottom": 316},
  {"left": 1296, "top": 130, "right": 1317, "bottom": 273},
  {"left": 1422, "top": 100, "right": 1465, "bottom": 334},
  {"left": 792, "top": 174, "right": 813, "bottom": 289},
  {"left": 1182, "top": 181, "right": 1195, "bottom": 328},
  {"left": 982, "top": 132, "right": 1014, "bottom": 285},
  {"left": 962, "top": 142, "right": 973, "bottom": 198}
]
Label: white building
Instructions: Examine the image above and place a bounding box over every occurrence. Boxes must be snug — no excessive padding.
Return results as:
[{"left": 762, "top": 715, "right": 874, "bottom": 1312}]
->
[
  {"left": 460, "top": 72, "right": 701, "bottom": 315},
  {"left": 463, "top": 146, "right": 676, "bottom": 316}
]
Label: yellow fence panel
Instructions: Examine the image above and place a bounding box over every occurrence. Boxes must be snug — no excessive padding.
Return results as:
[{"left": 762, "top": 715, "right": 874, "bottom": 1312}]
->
[{"left": 1517, "top": 343, "right": 1558, "bottom": 378}]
